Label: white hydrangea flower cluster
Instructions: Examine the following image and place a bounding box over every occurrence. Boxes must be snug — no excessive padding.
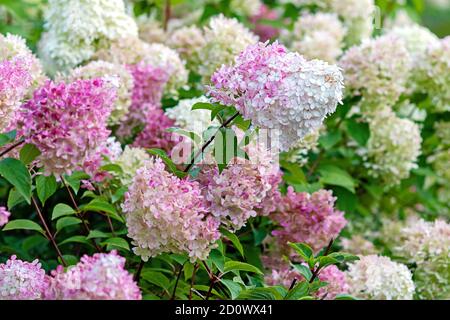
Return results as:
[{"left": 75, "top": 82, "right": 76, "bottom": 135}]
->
[
  {"left": 68, "top": 61, "right": 134, "bottom": 125},
  {"left": 340, "top": 235, "right": 378, "bottom": 256},
  {"left": 385, "top": 24, "right": 439, "bottom": 93},
  {"left": 366, "top": 110, "right": 422, "bottom": 187},
  {"left": 209, "top": 42, "right": 344, "bottom": 151},
  {"left": 291, "top": 12, "right": 346, "bottom": 63},
  {"left": 167, "top": 26, "right": 206, "bottom": 67},
  {"left": 230, "top": 0, "right": 262, "bottom": 16},
  {"left": 396, "top": 218, "right": 450, "bottom": 264},
  {"left": 197, "top": 15, "right": 258, "bottom": 83},
  {"left": 328, "top": 0, "right": 375, "bottom": 45},
  {"left": 113, "top": 146, "right": 150, "bottom": 186},
  {"left": 136, "top": 14, "right": 167, "bottom": 44},
  {"left": 339, "top": 34, "right": 412, "bottom": 110},
  {"left": 165, "top": 96, "right": 219, "bottom": 136},
  {"left": 384, "top": 217, "right": 450, "bottom": 299},
  {"left": 417, "top": 36, "right": 450, "bottom": 112},
  {"left": 39, "top": 0, "right": 138, "bottom": 73},
  {"left": 428, "top": 122, "right": 450, "bottom": 187},
  {"left": 346, "top": 255, "right": 415, "bottom": 300}
]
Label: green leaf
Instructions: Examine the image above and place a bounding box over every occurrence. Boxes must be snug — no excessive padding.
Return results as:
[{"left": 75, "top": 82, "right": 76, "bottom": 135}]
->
[
  {"left": 318, "top": 256, "right": 339, "bottom": 269},
  {"left": 209, "top": 249, "right": 225, "bottom": 273},
  {"left": 59, "top": 235, "right": 92, "bottom": 247},
  {"left": 223, "top": 261, "right": 263, "bottom": 275},
  {"left": 147, "top": 148, "right": 187, "bottom": 178},
  {"left": 214, "top": 127, "right": 239, "bottom": 173},
  {"left": 220, "top": 279, "right": 242, "bottom": 300},
  {"left": 86, "top": 229, "right": 110, "bottom": 239},
  {"left": 56, "top": 217, "right": 81, "bottom": 233},
  {"left": 141, "top": 270, "right": 170, "bottom": 290},
  {"left": 0, "top": 158, "right": 32, "bottom": 204},
  {"left": 81, "top": 198, "right": 124, "bottom": 223},
  {"left": 19, "top": 144, "right": 41, "bottom": 165},
  {"left": 36, "top": 175, "right": 58, "bottom": 206},
  {"left": 319, "top": 130, "right": 342, "bottom": 150},
  {"left": 289, "top": 242, "right": 314, "bottom": 261},
  {"left": 101, "top": 237, "right": 130, "bottom": 251},
  {"left": 291, "top": 264, "right": 313, "bottom": 281},
  {"left": 7, "top": 188, "right": 25, "bottom": 209},
  {"left": 51, "top": 203, "right": 76, "bottom": 220},
  {"left": 210, "top": 104, "right": 228, "bottom": 121},
  {"left": 0, "top": 130, "right": 16, "bottom": 147},
  {"left": 60, "top": 255, "right": 78, "bottom": 266},
  {"left": 2, "top": 219, "right": 45, "bottom": 235},
  {"left": 284, "top": 282, "right": 309, "bottom": 300},
  {"left": 237, "top": 287, "right": 283, "bottom": 300},
  {"left": 100, "top": 163, "right": 123, "bottom": 174},
  {"left": 346, "top": 119, "right": 370, "bottom": 146},
  {"left": 318, "top": 164, "right": 356, "bottom": 193},
  {"left": 63, "top": 171, "right": 90, "bottom": 194},
  {"left": 191, "top": 102, "right": 215, "bottom": 111},
  {"left": 335, "top": 294, "right": 359, "bottom": 300},
  {"left": 328, "top": 252, "right": 360, "bottom": 263},
  {"left": 221, "top": 228, "right": 244, "bottom": 258},
  {"left": 167, "top": 127, "right": 202, "bottom": 145}
]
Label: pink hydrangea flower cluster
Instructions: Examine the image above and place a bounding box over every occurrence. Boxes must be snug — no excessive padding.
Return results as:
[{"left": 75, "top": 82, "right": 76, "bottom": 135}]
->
[
  {"left": 271, "top": 187, "right": 347, "bottom": 252},
  {"left": 132, "top": 104, "right": 176, "bottom": 153},
  {"left": 17, "top": 79, "right": 116, "bottom": 177},
  {"left": 0, "top": 56, "right": 33, "bottom": 132},
  {"left": 0, "top": 255, "right": 49, "bottom": 300},
  {"left": 0, "top": 206, "right": 10, "bottom": 227},
  {"left": 250, "top": 5, "right": 280, "bottom": 42},
  {"left": 45, "top": 251, "right": 141, "bottom": 300},
  {"left": 117, "top": 62, "right": 169, "bottom": 139},
  {"left": 198, "top": 139, "right": 282, "bottom": 231},
  {"left": 265, "top": 264, "right": 349, "bottom": 299},
  {"left": 208, "top": 41, "right": 344, "bottom": 151},
  {"left": 122, "top": 158, "right": 220, "bottom": 262}
]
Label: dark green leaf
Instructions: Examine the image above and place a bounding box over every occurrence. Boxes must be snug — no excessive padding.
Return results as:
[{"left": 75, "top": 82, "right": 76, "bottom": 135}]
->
[
  {"left": 0, "top": 158, "right": 32, "bottom": 204},
  {"left": 101, "top": 237, "right": 130, "bottom": 251},
  {"left": 220, "top": 279, "right": 242, "bottom": 300},
  {"left": 51, "top": 204, "right": 75, "bottom": 220},
  {"left": 19, "top": 144, "right": 41, "bottom": 165},
  {"left": 224, "top": 261, "right": 263, "bottom": 275},
  {"left": 318, "top": 165, "right": 356, "bottom": 193},
  {"left": 36, "top": 175, "right": 58, "bottom": 206},
  {"left": 291, "top": 263, "right": 313, "bottom": 281},
  {"left": 2, "top": 219, "right": 45, "bottom": 235},
  {"left": 59, "top": 235, "right": 92, "bottom": 247},
  {"left": 56, "top": 217, "right": 81, "bottom": 233},
  {"left": 221, "top": 228, "right": 244, "bottom": 258},
  {"left": 288, "top": 242, "right": 314, "bottom": 261}
]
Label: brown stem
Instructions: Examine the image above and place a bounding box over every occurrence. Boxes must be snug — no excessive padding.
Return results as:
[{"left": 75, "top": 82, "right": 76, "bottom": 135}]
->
[
  {"left": 289, "top": 278, "right": 297, "bottom": 290},
  {"left": 0, "top": 139, "right": 25, "bottom": 158},
  {"left": 60, "top": 176, "right": 102, "bottom": 252},
  {"left": 170, "top": 261, "right": 186, "bottom": 300},
  {"left": 205, "top": 271, "right": 220, "bottom": 300},
  {"left": 309, "top": 238, "right": 334, "bottom": 283},
  {"left": 189, "top": 263, "right": 199, "bottom": 300},
  {"left": 183, "top": 112, "right": 240, "bottom": 173},
  {"left": 31, "top": 196, "right": 67, "bottom": 267},
  {"left": 106, "top": 215, "right": 116, "bottom": 236},
  {"left": 163, "top": 0, "right": 171, "bottom": 31},
  {"left": 134, "top": 260, "right": 145, "bottom": 282}
]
